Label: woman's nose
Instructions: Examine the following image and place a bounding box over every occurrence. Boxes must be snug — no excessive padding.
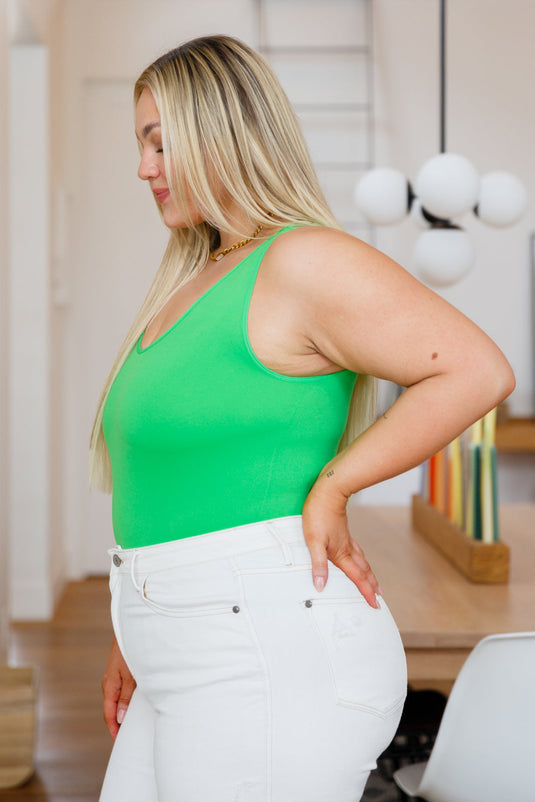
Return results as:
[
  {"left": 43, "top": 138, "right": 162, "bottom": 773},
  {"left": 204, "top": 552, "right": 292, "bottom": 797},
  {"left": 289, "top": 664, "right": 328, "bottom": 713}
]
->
[{"left": 138, "top": 154, "right": 159, "bottom": 181}]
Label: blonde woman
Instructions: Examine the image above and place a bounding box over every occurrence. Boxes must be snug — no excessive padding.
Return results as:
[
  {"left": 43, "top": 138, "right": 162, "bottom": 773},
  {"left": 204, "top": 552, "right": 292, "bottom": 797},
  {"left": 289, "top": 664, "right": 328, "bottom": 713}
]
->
[{"left": 94, "top": 35, "right": 514, "bottom": 802}]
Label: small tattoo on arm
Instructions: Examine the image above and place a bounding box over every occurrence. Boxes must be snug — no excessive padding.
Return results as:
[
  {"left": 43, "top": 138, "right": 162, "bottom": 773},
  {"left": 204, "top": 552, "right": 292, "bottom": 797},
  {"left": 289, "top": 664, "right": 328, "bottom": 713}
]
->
[{"left": 326, "top": 470, "right": 335, "bottom": 477}]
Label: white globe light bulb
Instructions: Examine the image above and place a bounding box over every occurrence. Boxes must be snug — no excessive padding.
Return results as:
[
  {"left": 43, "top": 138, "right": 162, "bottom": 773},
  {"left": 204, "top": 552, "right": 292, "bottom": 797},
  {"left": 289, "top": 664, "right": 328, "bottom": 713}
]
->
[
  {"left": 413, "top": 228, "right": 475, "bottom": 287},
  {"left": 354, "top": 168, "right": 409, "bottom": 225},
  {"left": 415, "top": 153, "right": 480, "bottom": 220},
  {"left": 476, "top": 171, "right": 528, "bottom": 227}
]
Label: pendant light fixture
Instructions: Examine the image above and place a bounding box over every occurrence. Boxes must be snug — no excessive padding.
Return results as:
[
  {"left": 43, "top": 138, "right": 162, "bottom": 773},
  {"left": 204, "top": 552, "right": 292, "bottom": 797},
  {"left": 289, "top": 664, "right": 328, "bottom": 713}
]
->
[{"left": 354, "top": 0, "right": 527, "bottom": 287}]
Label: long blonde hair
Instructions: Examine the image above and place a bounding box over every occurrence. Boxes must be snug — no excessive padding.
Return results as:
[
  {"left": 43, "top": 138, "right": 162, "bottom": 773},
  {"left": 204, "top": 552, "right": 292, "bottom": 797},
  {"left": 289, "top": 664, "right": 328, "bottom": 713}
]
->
[{"left": 89, "top": 34, "right": 376, "bottom": 491}]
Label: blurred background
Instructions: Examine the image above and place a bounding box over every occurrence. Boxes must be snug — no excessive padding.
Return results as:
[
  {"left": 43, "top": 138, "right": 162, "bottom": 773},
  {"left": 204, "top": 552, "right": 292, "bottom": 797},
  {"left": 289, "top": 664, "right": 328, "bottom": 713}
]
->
[{"left": 1, "top": 0, "right": 533, "bottom": 627}]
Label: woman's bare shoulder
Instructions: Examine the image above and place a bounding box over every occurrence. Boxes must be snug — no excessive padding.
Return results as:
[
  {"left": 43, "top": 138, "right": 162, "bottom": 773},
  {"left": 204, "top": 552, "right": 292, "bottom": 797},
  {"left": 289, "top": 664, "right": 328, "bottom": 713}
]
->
[
  {"left": 270, "top": 225, "right": 363, "bottom": 257},
  {"left": 263, "top": 224, "right": 396, "bottom": 297}
]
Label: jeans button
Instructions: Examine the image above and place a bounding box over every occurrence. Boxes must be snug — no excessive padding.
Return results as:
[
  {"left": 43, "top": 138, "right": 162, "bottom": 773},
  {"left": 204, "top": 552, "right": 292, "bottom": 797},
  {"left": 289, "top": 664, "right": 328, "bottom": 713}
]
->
[{"left": 112, "top": 554, "right": 123, "bottom": 567}]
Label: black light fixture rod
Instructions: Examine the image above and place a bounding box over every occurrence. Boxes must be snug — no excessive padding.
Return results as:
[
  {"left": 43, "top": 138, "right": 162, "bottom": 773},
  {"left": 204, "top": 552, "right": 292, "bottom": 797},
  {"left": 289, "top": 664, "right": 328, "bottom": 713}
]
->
[{"left": 440, "top": 0, "right": 446, "bottom": 153}]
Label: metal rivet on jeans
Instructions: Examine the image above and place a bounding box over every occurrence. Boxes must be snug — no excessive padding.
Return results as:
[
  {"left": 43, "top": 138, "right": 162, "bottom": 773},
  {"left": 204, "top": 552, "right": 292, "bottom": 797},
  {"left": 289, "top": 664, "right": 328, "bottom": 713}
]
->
[
  {"left": 305, "top": 599, "right": 313, "bottom": 608},
  {"left": 112, "top": 554, "right": 123, "bottom": 567},
  {"left": 232, "top": 605, "right": 240, "bottom": 614}
]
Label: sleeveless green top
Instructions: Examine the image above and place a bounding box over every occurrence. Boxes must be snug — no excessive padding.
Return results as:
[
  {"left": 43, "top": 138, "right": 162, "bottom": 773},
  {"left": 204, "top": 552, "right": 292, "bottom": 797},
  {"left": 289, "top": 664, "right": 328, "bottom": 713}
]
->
[{"left": 102, "top": 227, "right": 357, "bottom": 548}]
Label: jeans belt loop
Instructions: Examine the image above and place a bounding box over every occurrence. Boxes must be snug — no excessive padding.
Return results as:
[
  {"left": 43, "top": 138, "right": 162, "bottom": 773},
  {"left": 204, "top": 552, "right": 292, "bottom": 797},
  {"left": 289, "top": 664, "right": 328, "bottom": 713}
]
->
[{"left": 268, "top": 524, "right": 293, "bottom": 566}]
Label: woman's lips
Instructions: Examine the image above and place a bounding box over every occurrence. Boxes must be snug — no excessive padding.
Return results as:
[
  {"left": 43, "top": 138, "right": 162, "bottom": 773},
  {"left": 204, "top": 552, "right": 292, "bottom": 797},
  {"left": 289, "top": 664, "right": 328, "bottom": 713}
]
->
[{"left": 153, "top": 188, "right": 170, "bottom": 202}]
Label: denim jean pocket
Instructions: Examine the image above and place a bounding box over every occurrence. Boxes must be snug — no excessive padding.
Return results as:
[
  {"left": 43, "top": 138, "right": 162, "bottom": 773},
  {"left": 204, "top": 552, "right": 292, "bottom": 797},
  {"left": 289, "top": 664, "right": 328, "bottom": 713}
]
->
[
  {"left": 140, "top": 580, "right": 239, "bottom": 618},
  {"left": 303, "top": 595, "right": 407, "bottom": 718},
  {"left": 138, "top": 560, "right": 242, "bottom": 619}
]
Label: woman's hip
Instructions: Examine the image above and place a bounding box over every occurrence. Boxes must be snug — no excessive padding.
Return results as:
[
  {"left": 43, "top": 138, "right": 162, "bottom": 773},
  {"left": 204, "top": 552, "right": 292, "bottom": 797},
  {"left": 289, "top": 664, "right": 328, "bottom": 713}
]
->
[{"left": 108, "top": 515, "right": 407, "bottom": 718}]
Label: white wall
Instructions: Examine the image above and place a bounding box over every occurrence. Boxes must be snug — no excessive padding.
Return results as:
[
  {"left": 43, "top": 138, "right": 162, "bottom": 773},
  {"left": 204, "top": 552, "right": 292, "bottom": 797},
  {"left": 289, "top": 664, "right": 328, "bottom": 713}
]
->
[
  {"left": 57, "top": 0, "right": 535, "bottom": 560},
  {"left": 373, "top": 0, "right": 534, "bottom": 414},
  {"left": 0, "top": 0, "right": 10, "bottom": 660},
  {"left": 358, "top": 0, "right": 535, "bottom": 504},
  {"left": 5, "top": 0, "right": 535, "bottom": 619},
  {"left": 58, "top": 0, "right": 260, "bottom": 583},
  {"left": 9, "top": 44, "right": 53, "bottom": 619},
  {"left": 7, "top": 0, "right": 66, "bottom": 620},
  {"left": 58, "top": 0, "right": 373, "bottom": 580}
]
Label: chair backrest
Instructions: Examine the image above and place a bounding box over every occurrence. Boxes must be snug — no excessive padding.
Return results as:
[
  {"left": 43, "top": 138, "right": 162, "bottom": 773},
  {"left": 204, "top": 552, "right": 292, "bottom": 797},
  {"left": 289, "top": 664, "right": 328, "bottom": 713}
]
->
[{"left": 418, "top": 632, "right": 535, "bottom": 802}]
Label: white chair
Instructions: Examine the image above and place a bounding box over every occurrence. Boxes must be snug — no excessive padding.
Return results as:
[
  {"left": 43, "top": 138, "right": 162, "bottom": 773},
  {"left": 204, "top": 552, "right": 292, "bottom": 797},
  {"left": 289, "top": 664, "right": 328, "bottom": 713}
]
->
[{"left": 393, "top": 632, "right": 535, "bottom": 802}]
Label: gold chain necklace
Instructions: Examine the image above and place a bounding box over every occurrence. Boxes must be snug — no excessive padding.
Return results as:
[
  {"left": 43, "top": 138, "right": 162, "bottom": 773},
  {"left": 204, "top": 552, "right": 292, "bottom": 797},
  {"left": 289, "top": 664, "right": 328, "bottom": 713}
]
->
[{"left": 209, "top": 224, "right": 263, "bottom": 262}]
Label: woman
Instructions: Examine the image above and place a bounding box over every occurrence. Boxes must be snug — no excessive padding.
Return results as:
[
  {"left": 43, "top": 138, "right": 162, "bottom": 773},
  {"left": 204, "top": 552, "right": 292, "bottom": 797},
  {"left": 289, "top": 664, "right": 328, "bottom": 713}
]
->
[{"left": 91, "top": 35, "right": 514, "bottom": 802}]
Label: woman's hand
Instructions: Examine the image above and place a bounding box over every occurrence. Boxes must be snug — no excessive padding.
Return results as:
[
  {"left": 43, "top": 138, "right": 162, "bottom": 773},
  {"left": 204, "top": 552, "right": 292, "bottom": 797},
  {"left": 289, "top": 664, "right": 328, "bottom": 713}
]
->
[
  {"left": 102, "top": 636, "right": 136, "bottom": 739},
  {"left": 302, "top": 475, "right": 381, "bottom": 609}
]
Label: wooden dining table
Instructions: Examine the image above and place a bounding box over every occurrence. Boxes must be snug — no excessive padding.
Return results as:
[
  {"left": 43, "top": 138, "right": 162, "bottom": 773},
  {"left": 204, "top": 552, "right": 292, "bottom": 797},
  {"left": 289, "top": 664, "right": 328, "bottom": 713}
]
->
[{"left": 346, "top": 504, "right": 535, "bottom": 694}]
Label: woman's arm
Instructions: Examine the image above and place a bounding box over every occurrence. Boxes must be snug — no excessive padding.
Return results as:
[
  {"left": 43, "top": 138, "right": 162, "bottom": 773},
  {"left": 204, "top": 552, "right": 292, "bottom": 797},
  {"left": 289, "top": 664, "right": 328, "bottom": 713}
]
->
[{"left": 280, "top": 228, "right": 515, "bottom": 605}]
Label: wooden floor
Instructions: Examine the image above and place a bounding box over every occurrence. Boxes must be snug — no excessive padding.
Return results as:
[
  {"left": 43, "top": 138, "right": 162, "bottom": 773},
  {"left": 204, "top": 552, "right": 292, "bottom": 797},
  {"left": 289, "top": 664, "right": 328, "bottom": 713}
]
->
[{"left": 4, "top": 578, "right": 114, "bottom": 802}]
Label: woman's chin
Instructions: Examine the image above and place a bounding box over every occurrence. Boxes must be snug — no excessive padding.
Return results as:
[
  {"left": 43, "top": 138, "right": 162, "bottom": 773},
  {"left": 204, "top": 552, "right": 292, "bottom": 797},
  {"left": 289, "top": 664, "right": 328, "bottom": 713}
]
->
[{"left": 161, "top": 209, "right": 205, "bottom": 230}]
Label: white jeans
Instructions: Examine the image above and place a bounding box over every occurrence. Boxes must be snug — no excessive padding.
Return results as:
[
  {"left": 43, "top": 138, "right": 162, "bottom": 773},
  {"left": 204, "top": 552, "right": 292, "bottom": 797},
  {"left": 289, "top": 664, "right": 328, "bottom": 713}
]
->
[{"left": 100, "top": 516, "right": 407, "bottom": 802}]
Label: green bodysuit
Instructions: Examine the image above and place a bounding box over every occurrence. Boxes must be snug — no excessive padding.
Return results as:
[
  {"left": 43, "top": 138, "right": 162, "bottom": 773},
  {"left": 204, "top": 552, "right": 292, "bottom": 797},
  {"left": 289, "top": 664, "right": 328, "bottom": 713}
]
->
[{"left": 102, "top": 227, "right": 357, "bottom": 548}]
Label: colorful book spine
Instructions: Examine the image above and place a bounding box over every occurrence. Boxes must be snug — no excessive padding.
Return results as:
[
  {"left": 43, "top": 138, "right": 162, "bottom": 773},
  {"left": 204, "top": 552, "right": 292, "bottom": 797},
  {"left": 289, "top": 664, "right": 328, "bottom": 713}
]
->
[
  {"left": 428, "top": 453, "right": 436, "bottom": 507},
  {"left": 421, "top": 407, "right": 500, "bottom": 542},
  {"left": 481, "top": 408, "right": 499, "bottom": 543},
  {"left": 421, "top": 457, "right": 430, "bottom": 503},
  {"left": 433, "top": 448, "right": 447, "bottom": 515},
  {"left": 466, "top": 419, "right": 483, "bottom": 540},
  {"left": 447, "top": 437, "right": 464, "bottom": 528}
]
